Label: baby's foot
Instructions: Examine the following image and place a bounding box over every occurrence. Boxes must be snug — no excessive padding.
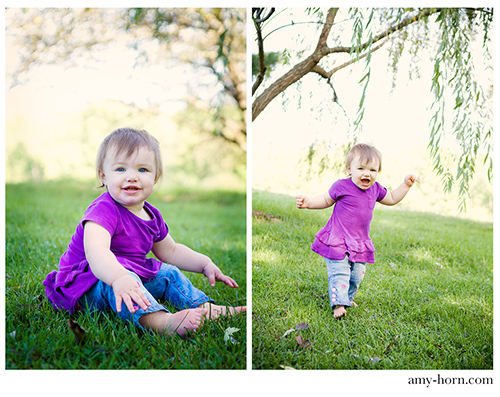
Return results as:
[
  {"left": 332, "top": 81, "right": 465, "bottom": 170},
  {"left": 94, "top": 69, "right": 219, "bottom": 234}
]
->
[
  {"left": 333, "top": 305, "right": 346, "bottom": 319},
  {"left": 163, "top": 308, "right": 207, "bottom": 337},
  {"left": 199, "top": 302, "right": 247, "bottom": 320}
]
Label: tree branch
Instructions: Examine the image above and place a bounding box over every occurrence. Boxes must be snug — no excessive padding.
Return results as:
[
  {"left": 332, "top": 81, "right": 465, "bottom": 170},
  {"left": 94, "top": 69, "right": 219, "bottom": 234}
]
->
[
  {"left": 324, "top": 8, "right": 440, "bottom": 56},
  {"left": 252, "top": 8, "right": 275, "bottom": 95},
  {"left": 315, "top": 8, "right": 338, "bottom": 51},
  {"left": 252, "top": 8, "right": 441, "bottom": 121},
  {"left": 325, "top": 37, "right": 389, "bottom": 78},
  {"left": 252, "top": 8, "right": 338, "bottom": 120}
]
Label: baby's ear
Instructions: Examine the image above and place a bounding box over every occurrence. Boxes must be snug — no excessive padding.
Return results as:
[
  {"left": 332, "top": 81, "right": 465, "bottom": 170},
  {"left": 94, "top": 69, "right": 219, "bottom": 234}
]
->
[{"left": 98, "top": 169, "right": 106, "bottom": 185}]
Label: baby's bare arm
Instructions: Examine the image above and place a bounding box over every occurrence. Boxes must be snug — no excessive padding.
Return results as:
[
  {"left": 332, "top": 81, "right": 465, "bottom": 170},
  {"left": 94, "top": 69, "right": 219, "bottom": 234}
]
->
[
  {"left": 84, "top": 221, "right": 128, "bottom": 285},
  {"left": 84, "top": 221, "right": 150, "bottom": 312},
  {"left": 152, "top": 235, "right": 239, "bottom": 287},
  {"left": 296, "top": 192, "right": 335, "bottom": 209},
  {"left": 380, "top": 174, "right": 418, "bottom": 206}
]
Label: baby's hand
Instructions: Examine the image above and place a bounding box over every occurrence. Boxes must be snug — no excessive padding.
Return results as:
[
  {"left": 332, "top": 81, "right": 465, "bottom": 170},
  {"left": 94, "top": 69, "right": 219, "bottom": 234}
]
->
[
  {"left": 296, "top": 195, "right": 308, "bottom": 209},
  {"left": 404, "top": 174, "right": 418, "bottom": 187},
  {"left": 111, "top": 274, "right": 151, "bottom": 313},
  {"left": 202, "top": 262, "right": 239, "bottom": 288}
]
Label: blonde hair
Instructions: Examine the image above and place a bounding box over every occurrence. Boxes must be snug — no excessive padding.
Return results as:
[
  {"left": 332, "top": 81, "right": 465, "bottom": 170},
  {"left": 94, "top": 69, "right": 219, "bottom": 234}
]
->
[
  {"left": 96, "top": 127, "right": 163, "bottom": 188},
  {"left": 346, "top": 143, "right": 382, "bottom": 172}
]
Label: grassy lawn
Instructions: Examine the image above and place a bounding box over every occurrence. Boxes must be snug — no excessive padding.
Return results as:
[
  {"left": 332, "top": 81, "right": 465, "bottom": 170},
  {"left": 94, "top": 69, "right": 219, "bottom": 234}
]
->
[
  {"left": 252, "top": 190, "right": 493, "bottom": 370},
  {"left": 5, "top": 181, "right": 246, "bottom": 369}
]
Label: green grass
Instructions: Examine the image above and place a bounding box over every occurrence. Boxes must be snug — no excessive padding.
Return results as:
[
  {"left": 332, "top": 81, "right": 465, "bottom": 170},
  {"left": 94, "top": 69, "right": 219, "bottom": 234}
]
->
[
  {"left": 5, "top": 180, "right": 246, "bottom": 369},
  {"left": 252, "top": 190, "right": 493, "bottom": 370}
]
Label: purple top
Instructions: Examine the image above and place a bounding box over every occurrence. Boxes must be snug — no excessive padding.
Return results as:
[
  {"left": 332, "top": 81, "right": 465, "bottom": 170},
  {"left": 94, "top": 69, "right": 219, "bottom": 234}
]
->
[
  {"left": 311, "top": 178, "right": 387, "bottom": 263},
  {"left": 43, "top": 192, "right": 168, "bottom": 313}
]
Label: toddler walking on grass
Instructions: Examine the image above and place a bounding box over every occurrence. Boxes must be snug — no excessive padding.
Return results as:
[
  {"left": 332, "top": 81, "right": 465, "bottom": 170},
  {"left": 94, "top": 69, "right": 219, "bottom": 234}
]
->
[
  {"left": 44, "top": 127, "right": 246, "bottom": 337},
  {"left": 297, "top": 143, "right": 417, "bottom": 319}
]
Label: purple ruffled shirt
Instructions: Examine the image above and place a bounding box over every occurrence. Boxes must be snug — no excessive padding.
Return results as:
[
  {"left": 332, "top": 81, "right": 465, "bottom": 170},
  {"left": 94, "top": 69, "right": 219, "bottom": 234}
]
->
[
  {"left": 311, "top": 178, "right": 387, "bottom": 263},
  {"left": 43, "top": 192, "right": 168, "bottom": 313}
]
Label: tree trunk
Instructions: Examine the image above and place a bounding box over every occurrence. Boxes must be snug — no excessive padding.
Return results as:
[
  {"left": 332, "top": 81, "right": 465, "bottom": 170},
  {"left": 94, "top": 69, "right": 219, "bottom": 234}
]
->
[
  {"left": 252, "top": 8, "right": 440, "bottom": 121},
  {"left": 252, "top": 8, "right": 338, "bottom": 121},
  {"left": 252, "top": 55, "right": 320, "bottom": 121}
]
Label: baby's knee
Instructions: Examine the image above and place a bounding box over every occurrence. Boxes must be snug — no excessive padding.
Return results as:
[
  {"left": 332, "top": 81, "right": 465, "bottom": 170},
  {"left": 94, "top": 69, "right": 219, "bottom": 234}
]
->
[{"left": 158, "top": 263, "right": 183, "bottom": 277}]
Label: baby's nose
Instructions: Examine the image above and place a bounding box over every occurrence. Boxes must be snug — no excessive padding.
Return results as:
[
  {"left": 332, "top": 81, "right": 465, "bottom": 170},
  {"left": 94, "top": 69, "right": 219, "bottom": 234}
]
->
[{"left": 126, "top": 171, "right": 139, "bottom": 181}]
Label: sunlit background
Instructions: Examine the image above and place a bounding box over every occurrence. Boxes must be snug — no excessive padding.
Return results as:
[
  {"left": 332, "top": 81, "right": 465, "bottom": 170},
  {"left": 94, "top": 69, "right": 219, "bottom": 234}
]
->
[
  {"left": 252, "top": 8, "right": 493, "bottom": 222},
  {"left": 5, "top": 8, "right": 246, "bottom": 192},
  {"left": 3, "top": 7, "right": 494, "bottom": 222}
]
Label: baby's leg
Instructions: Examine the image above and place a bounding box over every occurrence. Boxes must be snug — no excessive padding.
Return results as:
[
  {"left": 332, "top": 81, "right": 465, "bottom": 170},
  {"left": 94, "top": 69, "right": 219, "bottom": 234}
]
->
[
  {"left": 144, "top": 264, "right": 212, "bottom": 310},
  {"left": 198, "top": 302, "right": 246, "bottom": 320},
  {"left": 325, "top": 257, "right": 351, "bottom": 318},
  {"left": 347, "top": 262, "right": 366, "bottom": 304},
  {"left": 80, "top": 271, "right": 206, "bottom": 336},
  {"left": 139, "top": 308, "right": 208, "bottom": 337}
]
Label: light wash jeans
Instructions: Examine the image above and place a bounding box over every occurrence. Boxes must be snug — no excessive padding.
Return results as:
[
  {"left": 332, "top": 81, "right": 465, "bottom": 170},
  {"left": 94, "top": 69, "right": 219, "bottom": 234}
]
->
[
  {"left": 79, "top": 263, "right": 211, "bottom": 329},
  {"left": 325, "top": 256, "right": 366, "bottom": 308}
]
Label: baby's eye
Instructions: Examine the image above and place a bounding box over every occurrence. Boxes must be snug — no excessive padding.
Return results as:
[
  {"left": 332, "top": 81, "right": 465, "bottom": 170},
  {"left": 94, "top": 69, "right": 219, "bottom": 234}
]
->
[
  {"left": 117, "top": 167, "right": 125, "bottom": 172},
  {"left": 139, "top": 168, "right": 148, "bottom": 173}
]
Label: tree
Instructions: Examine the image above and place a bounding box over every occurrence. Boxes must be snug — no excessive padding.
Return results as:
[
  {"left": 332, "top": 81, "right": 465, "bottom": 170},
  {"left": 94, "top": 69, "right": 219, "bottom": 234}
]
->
[
  {"left": 252, "top": 8, "right": 493, "bottom": 210},
  {"left": 6, "top": 8, "right": 246, "bottom": 152}
]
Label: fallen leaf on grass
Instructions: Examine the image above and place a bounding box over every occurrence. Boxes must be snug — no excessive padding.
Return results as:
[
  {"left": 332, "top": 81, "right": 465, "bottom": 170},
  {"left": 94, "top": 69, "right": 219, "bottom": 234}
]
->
[
  {"left": 281, "top": 322, "right": 310, "bottom": 338},
  {"left": 224, "top": 327, "right": 240, "bottom": 345},
  {"left": 282, "top": 328, "right": 296, "bottom": 338},
  {"left": 295, "top": 334, "right": 311, "bottom": 348},
  {"left": 279, "top": 365, "right": 296, "bottom": 370},
  {"left": 295, "top": 322, "right": 309, "bottom": 331},
  {"left": 67, "top": 319, "right": 87, "bottom": 345}
]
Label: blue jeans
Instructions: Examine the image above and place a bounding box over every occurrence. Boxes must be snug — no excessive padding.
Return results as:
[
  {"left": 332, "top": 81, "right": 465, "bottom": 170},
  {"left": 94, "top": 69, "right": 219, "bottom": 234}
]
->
[
  {"left": 325, "top": 256, "right": 366, "bottom": 308},
  {"left": 79, "top": 263, "right": 212, "bottom": 329}
]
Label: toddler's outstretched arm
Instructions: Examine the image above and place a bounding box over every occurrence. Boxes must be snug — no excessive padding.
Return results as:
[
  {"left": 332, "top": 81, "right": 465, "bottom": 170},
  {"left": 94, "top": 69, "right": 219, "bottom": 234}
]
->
[
  {"left": 296, "top": 192, "right": 335, "bottom": 209},
  {"left": 380, "top": 174, "right": 418, "bottom": 206},
  {"left": 152, "top": 235, "right": 239, "bottom": 288}
]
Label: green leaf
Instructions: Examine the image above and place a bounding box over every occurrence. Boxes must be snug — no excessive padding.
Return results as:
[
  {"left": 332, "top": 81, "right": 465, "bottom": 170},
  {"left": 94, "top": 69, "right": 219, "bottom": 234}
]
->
[{"left": 224, "top": 327, "right": 240, "bottom": 345}]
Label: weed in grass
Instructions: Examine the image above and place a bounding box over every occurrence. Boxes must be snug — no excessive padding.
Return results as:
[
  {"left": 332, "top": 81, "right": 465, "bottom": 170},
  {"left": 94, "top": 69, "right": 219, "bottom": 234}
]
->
[
  {"left": 6, "top": 181, "right": 246, "bottom": 369},
  {"left": 252, "top": 190, "right": 493, "bottom": 370}
]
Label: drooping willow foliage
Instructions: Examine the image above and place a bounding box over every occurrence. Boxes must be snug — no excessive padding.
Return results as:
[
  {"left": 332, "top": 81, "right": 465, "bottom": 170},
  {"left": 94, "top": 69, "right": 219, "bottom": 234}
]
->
[
  {"left": 252, "top": 8, "right": 493, "bottom": 210},
  {"left": 428, "top": 9, "right": 493, "bottom": 211}
]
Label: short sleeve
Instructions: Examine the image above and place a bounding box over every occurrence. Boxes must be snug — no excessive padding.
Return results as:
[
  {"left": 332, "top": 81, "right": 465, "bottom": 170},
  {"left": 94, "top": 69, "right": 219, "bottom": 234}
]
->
[
  {"left": 375, "top": 182, "right": 388, "bottom": 202},
  {"left": 81, "top": 195, "right": 118, "bottom": 237},
  {"left": 155, "top": 220, "right": 168, "bottom": 243},
  {"left": 328, "top": 179, "right": 344, "bottom": 201}
]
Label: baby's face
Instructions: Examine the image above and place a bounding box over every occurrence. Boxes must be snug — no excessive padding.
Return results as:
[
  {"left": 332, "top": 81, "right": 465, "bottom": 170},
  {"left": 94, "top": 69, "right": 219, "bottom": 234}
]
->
[
  {"left": 99, "top": 146, "right": 157, "bottom": 213},
  {"left": 347, "top": 155, "right": 380, "bottom": 190}
]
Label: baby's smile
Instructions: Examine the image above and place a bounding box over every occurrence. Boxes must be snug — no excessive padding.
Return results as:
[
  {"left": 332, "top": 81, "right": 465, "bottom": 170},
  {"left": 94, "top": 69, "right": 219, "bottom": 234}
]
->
[{"left": 348, "top": 155, "right": 380, "bottom": 190}]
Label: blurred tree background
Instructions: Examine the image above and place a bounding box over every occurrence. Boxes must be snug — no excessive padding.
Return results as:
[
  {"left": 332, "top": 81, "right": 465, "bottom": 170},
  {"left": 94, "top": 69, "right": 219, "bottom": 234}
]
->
[
  {"left": 251, "top": 8, "right": 493, "bottom": 221},
  {"left": 5, "top": 8, "right": 246, "bottom": 190}
]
